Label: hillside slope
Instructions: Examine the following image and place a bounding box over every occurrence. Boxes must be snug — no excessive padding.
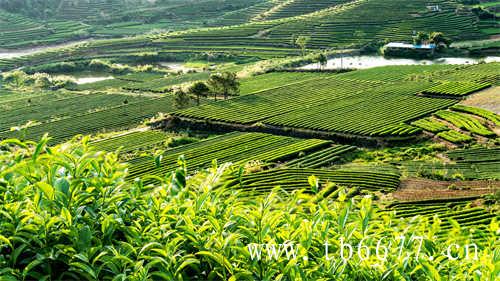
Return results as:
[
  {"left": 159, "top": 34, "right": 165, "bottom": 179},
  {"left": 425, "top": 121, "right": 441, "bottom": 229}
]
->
[{"left": 0, "top": 0, "right": 491, "bottom": 70}]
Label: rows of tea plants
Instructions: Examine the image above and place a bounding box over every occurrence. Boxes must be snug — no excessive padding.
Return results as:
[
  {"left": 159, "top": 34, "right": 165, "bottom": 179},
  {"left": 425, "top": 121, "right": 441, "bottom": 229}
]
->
[
  {"left": 0, "top": 96, "right": 174, "bottom": 144},
  {"left": 436, "top": 130, "right": 473, "bottom": 144},
  {"left": 239, "top": 72, "right": 325, "bottom": 95},
  {"left": 122, "top": 72, "right": 210, "bottom": 93},
  {"left": 285, "top": 144, "right": 356, "bottom": 168},
  {"left": 411, "top": 117, "right": 449, "bottom": 133},
  {"left": 404, "top": 158, "right": 500, "bottom": 180},
  {"left": 451, "top": 104, "right": 500, "bottom": 125},
  {"left": 90, "top": 130, "right": 168, "bottom": 153},
  {"left": 163, "top": 0, "right": 481, "bottom": 50},
  {"left": 434, "top": 110, "right": 495, "bottom": 137},
  {"left": 263, "top": 82, "right": 454, "bottom": 137},
  {"left": 0, "top": 10, "right": 89, "bottom": 48},
  {"left": 0, "top": 92, "right": 144, "bottom": 132},
  {"left": 385, "top": 198, "right": 498, "bottom": 241},
  {"left": 0, "top": 91, "right": 68, "bottom": 111},
  {"left": 175, "top": 76, "right": 457, "bottom": 137},
  {"left": 433, "top": 62, "right": 500, "bottom": 85},
  {"left": 338, "top": 64, "right": 452, "bottom": 82},
  {"left": 0, "top": 0, "right": 485, "bottom": 71},
  {"left": 127, "top": 132, "right": 331, "bottom": 180},
  {"left": 223, "top": 167, "right": 401, "bottom": 194},
  {"left": 175, "top": 76, "right": 380, "bottom": 123},
  {"left": 422, "top": 81, "right": 491, "bottom": 96},
  {"left": 446, "top": 147, "right": 500, "bottom": 163},
  {"left": 257, "top": 0, "right": 353, "bottom": 21}
]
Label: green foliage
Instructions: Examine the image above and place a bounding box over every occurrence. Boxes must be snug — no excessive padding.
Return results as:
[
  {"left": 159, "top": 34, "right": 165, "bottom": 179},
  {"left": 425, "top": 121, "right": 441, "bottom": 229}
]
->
[
  {"left": 173, "top": 88, "right": 191, "bottom": 109},
  {"left": 435, "top": 110, "right": 495, "bottom": 137},
  {"left": 429, "top": 32, "right": 452, "bottom": 48},
  {"left": 0, "top": 137, "right": 498, "bottom": 280},
  {"left": 207, "top": 72, "right": 240, "bottom": 100},
  {"left": 0, "top": 95, "right": 175, "bottom": 144},
  {"left": 188, "top": 81, "right": 210, "bottom": 105},
  {"left": 451, "top": 105, "right": 500, "bottom": 126},
  {"left": 286, "top": 144, "right": 357, "bottom": 168},
  {"left": 1, "top": 70, "right": 76, "bottom": 90},
  {"left": 127, "top": 132, "right": 330, "bottom": 180},
  {"left": 437, "top": 130, "right": 474, "bottom": 143},
  {"left": 413, "top": 31, "right": 429, "bottom": 45},
  {"left": 423, "top": 81, "right": 490, "bottom": 96},
  {"left": 411, "top": 118, "right": 449, "bottom": 133},
  {"left": 294, "top": 35, "right": 310, "bottom": 56},
  {"left": 175, "top": 74, "right": 454, "bottom": 137}
]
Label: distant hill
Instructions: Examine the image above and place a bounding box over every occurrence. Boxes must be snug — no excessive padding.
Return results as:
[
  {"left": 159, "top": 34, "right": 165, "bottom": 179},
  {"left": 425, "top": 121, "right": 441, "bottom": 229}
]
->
[
  {"left": 0, "top": 0, "right": 496, "bottom": 71},
  {"left": 0, "top": 0, "right": 265, "bottom": 49}
]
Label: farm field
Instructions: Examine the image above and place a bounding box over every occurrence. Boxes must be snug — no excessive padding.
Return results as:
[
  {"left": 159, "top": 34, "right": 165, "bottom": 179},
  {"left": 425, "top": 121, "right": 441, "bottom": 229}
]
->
[
  {"left": 126, "top": 132, "right": 331, "bottom": 180},
  {"left": 171, "top": 64, "right": 500, "bottom": 139},
  {"left": 0, "top": 0, "right": 491, "bottom": 71},
  {"left": 0, "top": 1, "right": 499, "bottom": 280}
]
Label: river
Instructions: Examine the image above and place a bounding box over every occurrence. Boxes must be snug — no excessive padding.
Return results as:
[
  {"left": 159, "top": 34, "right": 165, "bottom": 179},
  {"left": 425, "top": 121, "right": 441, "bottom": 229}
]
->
[
  {"left": 300, "top": 55, "right": 500, "bottom": 70},
  {"left": 0, "top": 39, "right": 93, "bottom": 59}
]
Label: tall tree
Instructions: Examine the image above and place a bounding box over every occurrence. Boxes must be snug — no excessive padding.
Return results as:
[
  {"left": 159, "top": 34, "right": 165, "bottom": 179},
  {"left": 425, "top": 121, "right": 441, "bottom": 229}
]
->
[
  {"left": 429, "top": 32, "right": 451, "bottom": 49},
  {"left": 188, "top": 81, "right": 210, "bottom": 105},
  {"left": 413, "top": 32, "right": 429, "bottom": 45},
  {"left": 173, "top": 88, "right": 191, "bottom": 109},
  {"left": 207, "top": 72, "right": 240, "bottom": 100},
  {"left": 295, "top": 36, "right": 310, "bottom": 56},
  {"left": 318, "top": 53, "right": 328, "bottom": 70}
]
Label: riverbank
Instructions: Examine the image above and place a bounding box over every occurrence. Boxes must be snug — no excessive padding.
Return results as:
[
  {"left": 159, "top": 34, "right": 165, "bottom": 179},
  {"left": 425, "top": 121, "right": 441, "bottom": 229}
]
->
[
  {"left": 300, "top": 55, "right": 500, "bottom": 70},
  {"left": 0, "top": 39, "right": 94, "bottom": 59}
]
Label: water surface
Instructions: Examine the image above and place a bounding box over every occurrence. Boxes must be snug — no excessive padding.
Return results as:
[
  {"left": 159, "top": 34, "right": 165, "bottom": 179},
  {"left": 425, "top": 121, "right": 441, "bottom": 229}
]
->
[{"left": 300, "top": 55, "right": 500, "bottom": 70}]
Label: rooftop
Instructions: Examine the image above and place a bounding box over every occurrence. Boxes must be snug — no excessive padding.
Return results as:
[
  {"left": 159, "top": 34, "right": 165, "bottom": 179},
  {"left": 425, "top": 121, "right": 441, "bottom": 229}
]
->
[{"left": 385, "top": 42, "right": 436, "bottom": 50}]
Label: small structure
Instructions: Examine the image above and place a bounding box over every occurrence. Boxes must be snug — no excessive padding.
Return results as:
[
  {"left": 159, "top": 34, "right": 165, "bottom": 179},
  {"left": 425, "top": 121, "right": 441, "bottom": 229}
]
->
[
  {"left": 426, "top": 5, "right": 440, "bottom": 12},
  {"left": 382, "top": 42, "right": 436, "bottom": 58}
]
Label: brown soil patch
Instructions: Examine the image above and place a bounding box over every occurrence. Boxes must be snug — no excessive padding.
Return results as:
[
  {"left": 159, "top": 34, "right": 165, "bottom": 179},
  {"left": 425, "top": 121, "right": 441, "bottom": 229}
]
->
[
  {"left": 393, "top": 178, "right": 499, "bottom": 201},
  {"left": 460, "top": 86, "right": 500, "bottom": 114}
]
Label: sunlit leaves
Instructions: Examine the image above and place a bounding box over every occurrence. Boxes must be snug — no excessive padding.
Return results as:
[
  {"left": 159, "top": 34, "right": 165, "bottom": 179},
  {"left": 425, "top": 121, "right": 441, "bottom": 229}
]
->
[{"left": 0, "top": 137, "right": 498, "bottom": 280}]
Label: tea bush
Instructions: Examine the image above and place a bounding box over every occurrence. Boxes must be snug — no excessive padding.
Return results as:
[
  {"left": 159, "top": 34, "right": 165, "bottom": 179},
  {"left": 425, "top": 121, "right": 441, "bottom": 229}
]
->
[{"left": 0, "top": 136, "right": 498, "bottom": 280}]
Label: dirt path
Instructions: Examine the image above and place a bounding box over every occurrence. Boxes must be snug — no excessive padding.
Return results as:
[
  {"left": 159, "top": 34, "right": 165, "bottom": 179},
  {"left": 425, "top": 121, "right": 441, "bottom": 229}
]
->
[{"left": 460, "top": 86, "right": 500, "bottom": 114}]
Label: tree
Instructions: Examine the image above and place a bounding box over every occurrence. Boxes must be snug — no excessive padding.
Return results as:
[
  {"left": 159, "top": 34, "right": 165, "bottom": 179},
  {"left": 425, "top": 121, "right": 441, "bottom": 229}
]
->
[
  {"left": 207, "top": 72, "right": 240, "bottom": 100},
  {"left": 413, "top": 32, "right": 429, "bottom": 45},
  {"left": 318, "top": 53, "right": 328, "bottom": 70},
  {"left": 173, "top": 89, "right": 191, "bottom": 109},
  {"left": 188, "top": 81, "right": 210, "bottom": 105},
  {"left": 3, "top": 70, "right": 29, "bottom": 88},
  {"left": 429, "top": 32, "right": 451, "bottom": 49},
  {"left": 295, "top": 36, "right": 310, "bottom": 56}
]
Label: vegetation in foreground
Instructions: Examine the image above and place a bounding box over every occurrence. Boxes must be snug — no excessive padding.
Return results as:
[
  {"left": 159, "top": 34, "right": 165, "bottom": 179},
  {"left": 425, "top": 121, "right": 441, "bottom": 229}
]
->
[{"left": 0, "top": 136, "right": 498, "bottom": 280}]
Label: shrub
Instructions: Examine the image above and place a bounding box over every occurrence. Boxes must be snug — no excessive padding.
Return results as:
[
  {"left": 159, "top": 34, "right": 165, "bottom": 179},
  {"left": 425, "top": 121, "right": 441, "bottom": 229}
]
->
[{"left": 0, "top": 137, "right": 497, "bottom": 280}]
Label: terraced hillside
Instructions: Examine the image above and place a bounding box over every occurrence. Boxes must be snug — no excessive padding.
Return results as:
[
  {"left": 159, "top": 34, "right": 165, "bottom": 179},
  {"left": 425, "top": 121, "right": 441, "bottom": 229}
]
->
[
  {"left": 0, "top": 91, "right": 176, "bottom": 144},
  {"left": 0, "top": 0, "right": 266, "bottom": 48},
  {"left": 253, "top": 0, "right": 354, "bottom": 21},
  {"left": 126, "top": 132, "right": 332, "bottom": 179},
  {"left": 385, "top": 197, "right": 499, "bottom": 243},
  {"left": 223, "top": 167, "right": 401, "bottom": 194},
  {"left": 167, "top": 64, "right": 499, "bottom": 140},
  {"left": 404, "top": 146, "right": 500, "bottom": 180},
  {"left": 164, "top": 0, "right": 484, "bottom": 49},
  {"left": 0, "top": 0, "right": 489, "bottom": 70}
]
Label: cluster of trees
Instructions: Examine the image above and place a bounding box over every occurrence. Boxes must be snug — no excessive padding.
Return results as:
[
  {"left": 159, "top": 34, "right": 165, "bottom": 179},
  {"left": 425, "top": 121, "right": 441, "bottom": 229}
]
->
[
  {"left": 470, "top": 6, "right": 496, "bottom": 20},
  {"left": 413, "top": 31, "right": 452, "bottom": 49},
  {"left": 2, "top": 70, "right": 76, "bottom": 90},
  {"left": 174, "top": 71, "right": 240, "bottom": 109}
]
